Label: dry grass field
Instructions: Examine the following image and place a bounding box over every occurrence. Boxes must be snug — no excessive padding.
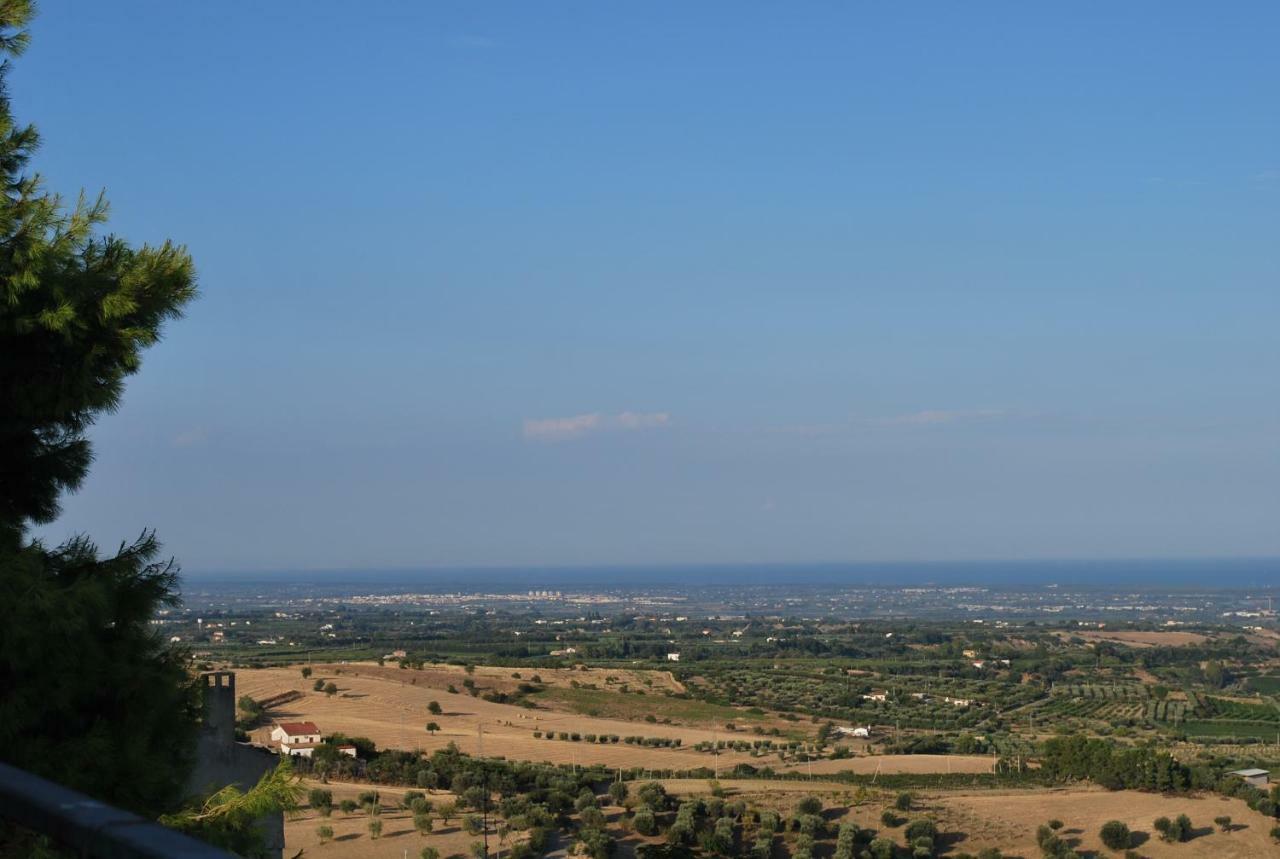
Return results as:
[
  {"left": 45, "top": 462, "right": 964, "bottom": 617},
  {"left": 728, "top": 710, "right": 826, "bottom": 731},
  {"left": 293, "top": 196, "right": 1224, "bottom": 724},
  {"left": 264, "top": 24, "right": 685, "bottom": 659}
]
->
[
  {"left": 1054, "top": 630, "right": 1209, "bottom": 648},
  {"left": 287, "top": 779, "right": 541, "bottom": 859},
  {"left": 238, "top": 664, "right": 767, "bottom": 771},
  {"left": 284, "top": 774, "right": 1280, "bottom": 859},
  {"left": 790, "top": 754, "right": 994, "bottom": 776},
  {"left": 921, "top": 788, "right": 1276, "bottom": 858},
  {"left": 651, "top": 782, "right": 1277, "bottom": 858},
  {"left": 236, "top": 664, "right": 988, "bottom": 777}
]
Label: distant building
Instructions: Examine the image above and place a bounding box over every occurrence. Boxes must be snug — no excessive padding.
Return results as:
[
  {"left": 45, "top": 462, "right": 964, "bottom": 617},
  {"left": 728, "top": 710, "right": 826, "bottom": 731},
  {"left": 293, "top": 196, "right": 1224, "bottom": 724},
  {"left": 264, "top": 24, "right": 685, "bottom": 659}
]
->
[
  {"left": 271, "top": 721, "right": 321, "bottom": 746},
  {"left": 835, "top": 726, "right": 871, "bottom": 738},
  {"left": 666, "top": 652, "right": 681, "bottom": 662},
  {"left": 862, "top": 690, "right": 888, "bottom": 702},
  {"left": 549, "top": 647, "right": 577, "bottom": 657},
  {"left": 1228, "top": 768, "right": 1270, "bottom": 788}
]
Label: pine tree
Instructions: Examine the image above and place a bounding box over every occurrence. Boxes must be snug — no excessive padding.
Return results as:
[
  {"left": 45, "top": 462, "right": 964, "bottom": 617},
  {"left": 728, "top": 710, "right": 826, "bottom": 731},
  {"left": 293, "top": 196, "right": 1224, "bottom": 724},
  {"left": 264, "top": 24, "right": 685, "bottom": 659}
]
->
[{"left": 0, "top": 0, "right": 200, "bottom": 819}]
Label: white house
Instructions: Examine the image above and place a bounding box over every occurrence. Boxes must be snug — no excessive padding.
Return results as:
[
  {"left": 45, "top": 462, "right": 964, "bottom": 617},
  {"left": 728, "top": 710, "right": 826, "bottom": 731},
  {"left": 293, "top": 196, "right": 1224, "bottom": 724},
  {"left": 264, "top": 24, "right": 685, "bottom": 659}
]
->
[
  {"left": 666, "top": 652, "right": 681, "bottom": 662},
  {"left": 271, "top": 721, "right": 320, "bottom": 746},
  {"left": 835, "top": 726, "right": 871, "bottom": 738},
  {"left": 1228, "top": 768, "right": 1270, "bottom": 788},
  {"left": 862, "top": 690, "right": 889, "bottom": 702}
]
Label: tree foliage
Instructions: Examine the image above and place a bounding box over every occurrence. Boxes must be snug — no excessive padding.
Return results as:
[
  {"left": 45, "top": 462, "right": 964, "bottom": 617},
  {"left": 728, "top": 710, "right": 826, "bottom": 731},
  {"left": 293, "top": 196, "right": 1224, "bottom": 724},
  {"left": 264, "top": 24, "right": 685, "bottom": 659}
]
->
[
  {"left": 161, "top": 759, "right": 302, "bottom": 856},
  {"left": 0, "top": 0, "right": 201, "bottom": 819}
]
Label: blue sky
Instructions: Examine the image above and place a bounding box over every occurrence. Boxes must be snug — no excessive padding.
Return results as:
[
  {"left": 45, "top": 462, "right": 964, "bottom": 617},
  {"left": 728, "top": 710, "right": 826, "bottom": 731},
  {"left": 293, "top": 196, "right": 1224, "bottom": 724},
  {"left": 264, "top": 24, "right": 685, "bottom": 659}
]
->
[{"left": 26, "top": 2, "right": 1280, "bottom": 571}]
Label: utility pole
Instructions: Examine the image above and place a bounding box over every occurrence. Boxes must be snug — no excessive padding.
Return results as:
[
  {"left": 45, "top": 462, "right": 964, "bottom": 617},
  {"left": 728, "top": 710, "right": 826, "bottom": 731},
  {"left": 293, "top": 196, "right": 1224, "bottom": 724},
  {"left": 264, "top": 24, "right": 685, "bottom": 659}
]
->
[{"left": 478, "top": 724, "right": 490, "bottom": 859}]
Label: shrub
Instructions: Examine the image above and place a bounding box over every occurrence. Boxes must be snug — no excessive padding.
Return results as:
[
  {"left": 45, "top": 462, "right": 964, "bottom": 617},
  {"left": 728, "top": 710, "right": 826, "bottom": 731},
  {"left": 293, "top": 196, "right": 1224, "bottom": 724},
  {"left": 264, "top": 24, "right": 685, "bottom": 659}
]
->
[
  {"left": 1100, "top": 820, "right": 1130, "bottom": 850},
  {"left": 796, "top": 796, "right": 822, "bottom": 816},
  {"left": 1214, "top": 815, "right": 1232, "bottom": 832},
  {"left": 880, "top": 810, "right": 901, "bottom": 828},
  {"left": 422, "top": 849, "right": 440, "bottom": 859},
  {"left": 317, "top": 824, "right": 333, "bottom": 843},
  {"left": 632, "top": 808, "right": 657, "bottom": 835},
  {"left": 903, "top": 819, "right": 937, "bottom": 842},
  {"left": 308, "top": 788, "right": 333, "bottom": 816},
  {"left": 369, "top": 818, "right": 383, "bottom": 840},
  {"left": 895, "top": 792, "right": 914, "bottom": 811},
  {"left": 339, "top": 799, "right": 358, "bottom": 815}
]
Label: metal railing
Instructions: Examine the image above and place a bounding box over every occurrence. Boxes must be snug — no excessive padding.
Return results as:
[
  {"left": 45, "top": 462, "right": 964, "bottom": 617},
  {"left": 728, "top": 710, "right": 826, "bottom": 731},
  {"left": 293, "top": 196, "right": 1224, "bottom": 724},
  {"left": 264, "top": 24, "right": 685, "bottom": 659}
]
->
[{"left": 0, "top": 760, "right": 234, "bottom": 858}]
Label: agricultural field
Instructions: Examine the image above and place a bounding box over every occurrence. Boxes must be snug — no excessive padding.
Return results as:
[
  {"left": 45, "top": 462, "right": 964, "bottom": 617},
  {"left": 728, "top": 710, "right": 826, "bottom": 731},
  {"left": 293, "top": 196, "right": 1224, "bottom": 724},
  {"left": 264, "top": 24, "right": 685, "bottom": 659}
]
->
[
  {"left": 207, "top": 606, "right": 1280, "bottom": 859},
  {"left": 1054, "top": 630, "right": 1211, "bottom": 648}
]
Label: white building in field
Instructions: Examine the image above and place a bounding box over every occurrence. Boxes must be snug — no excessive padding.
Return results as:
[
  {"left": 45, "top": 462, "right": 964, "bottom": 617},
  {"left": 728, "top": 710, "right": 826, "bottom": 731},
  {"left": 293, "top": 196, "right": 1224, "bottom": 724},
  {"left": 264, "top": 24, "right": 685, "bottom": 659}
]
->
[
  {"left": 666, "top": 652, "right": 681, "bottom": 662},
  {"left": 270, "top": 721, "right": 320, "bottom": 745},
  {"left": 1228, "top": 768, "right": 1269, "bottom": 788},
  {"left": 835, "top": 726, "right": 871, "bottom": 738}
]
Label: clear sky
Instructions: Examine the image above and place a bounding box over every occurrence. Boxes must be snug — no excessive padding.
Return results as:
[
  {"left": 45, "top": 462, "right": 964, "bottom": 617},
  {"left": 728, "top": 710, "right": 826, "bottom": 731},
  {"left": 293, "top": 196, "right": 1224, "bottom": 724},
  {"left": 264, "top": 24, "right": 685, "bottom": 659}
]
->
[{"left": 25, "top": 2, "right": 1280, "bottom": 572}]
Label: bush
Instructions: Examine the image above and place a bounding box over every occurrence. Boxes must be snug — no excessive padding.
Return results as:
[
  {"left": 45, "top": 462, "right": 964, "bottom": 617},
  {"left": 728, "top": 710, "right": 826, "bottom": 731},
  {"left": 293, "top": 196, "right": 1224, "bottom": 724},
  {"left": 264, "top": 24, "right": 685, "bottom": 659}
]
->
[
  {"left": 308, "top": 788, "right": 333, "bottom": 815},
  {"left": 796, "top": 796, "right": 822, "bottom": 816},
  {"left": 339, "top": 799, "right": 358, "bottom": 815},
  {"left": 881, "top": 810, "right": 901, "bottom": 828},
  {"left": 632, "top": 808, "right": 657, "bottom": 835},
  {"left": 903, "top": 819, "right": 938, "bottom": 842},
  {"left": 895, "top": 792, "right": 914, "bottom": 811},
  {"left": 369, "top": 818, "right": 383, "bottom": 840},
  {"left": 1100, "top": 820, "right": 1130, "bottom": 850},
  {"left": 317, "top": 824, "right": 333, "bottom": 843}
]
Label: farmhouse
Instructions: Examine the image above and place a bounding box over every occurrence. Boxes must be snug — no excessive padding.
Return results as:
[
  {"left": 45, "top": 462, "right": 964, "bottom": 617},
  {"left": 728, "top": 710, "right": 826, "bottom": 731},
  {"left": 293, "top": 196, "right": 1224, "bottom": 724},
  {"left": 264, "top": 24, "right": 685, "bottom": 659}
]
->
[
  {"left": 1228, "top": 768, "right": 1270, "bottom": 788},
  {"left": 862, "top": 690, "right": 889, "bottom": 702},
  {"left": 270, "top": 721, "right": 320, "bottom": 746},
  {"left": 666, "top": 652, "right": 681, "bottom": 662},
  {"left": 835, "top": 725, "right": 871, "bottom": 738}
]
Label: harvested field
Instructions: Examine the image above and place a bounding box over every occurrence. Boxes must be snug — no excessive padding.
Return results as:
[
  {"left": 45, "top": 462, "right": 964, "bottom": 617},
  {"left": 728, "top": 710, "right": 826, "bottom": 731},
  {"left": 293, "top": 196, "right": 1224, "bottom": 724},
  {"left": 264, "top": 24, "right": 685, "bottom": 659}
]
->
[
  {"left": 1055, "top": 630, "right": 1208, "bottom": 648},
  {"left": 287, "top": 779, "right": 527, "bottom": 859},
  {"left": 783, "top": 753, "right": 994, "bottom": 775},
  {"left": 645, "top": 784, "right": 1277, "bottom": 859},
  {"left": 237, "top": 666, "right": 994, "bottom": 777},
  {"left": 239, "top": 665, "right": 765, "bottom": 771},
  {"left": 922, "top": 787, "right": 1276, "bottom": 858}
]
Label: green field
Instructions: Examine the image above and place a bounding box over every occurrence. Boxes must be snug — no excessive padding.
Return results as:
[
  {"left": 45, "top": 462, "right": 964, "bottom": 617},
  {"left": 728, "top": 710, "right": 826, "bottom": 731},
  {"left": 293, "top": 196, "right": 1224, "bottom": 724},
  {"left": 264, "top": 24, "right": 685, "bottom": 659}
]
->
[
  {"left": 1245, "top": 676, "right": 1280, "bottom": 695},
  {"left": 1181, "top": 720, "right": 1280, "bottom": 739}
]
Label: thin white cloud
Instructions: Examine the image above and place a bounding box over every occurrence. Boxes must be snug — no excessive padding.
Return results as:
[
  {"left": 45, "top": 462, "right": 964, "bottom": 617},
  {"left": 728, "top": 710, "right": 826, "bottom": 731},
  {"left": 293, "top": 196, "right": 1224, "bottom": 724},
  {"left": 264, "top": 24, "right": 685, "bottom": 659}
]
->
[
  {"left": 523, "top": 411, "right": 671, "bottom": 442},
  {"left": 770, "top": 409, "right": 1016, "bottom": 436},
  {"left": 878, "top": 409, "right": 1009, "bottom": 426}
]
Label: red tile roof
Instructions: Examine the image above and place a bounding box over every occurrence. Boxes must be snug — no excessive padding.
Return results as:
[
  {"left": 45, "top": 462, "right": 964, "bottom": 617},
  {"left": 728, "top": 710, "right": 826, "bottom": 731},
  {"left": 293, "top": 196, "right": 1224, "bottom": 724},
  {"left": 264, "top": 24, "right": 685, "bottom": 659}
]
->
[{"left": 277, "top": 721, "right": 319, "bottom": 735}]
